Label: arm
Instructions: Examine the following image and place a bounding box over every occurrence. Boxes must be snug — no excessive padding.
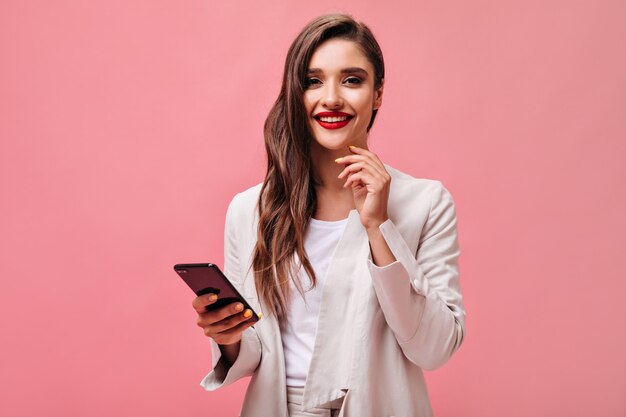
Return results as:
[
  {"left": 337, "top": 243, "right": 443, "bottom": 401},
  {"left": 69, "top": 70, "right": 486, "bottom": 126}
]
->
[
  {"left": 218, "top": 343, "right": 241, "bottom": 367},
  {"left": 199, "top": 194, "right": 263, "bottom": 390},
  {"left": 367, "top": 182, "right": 466, "bottom": 371},
  {"left": 200, "top": 328, "right": 262, "bottom": 390}
]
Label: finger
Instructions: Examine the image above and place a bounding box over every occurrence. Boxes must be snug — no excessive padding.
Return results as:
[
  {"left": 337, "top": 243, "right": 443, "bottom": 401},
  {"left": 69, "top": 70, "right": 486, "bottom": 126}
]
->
[
  {"left": 340, "top": 149, "right": 387, "bottom": 177},
  {"left": 211, "top": 318, "right": 256, "bottom": 344},
  {"left": 338, "top": 161, "right": 385, "bottom": 180},
  {"left": 204, "top": 309, "right": 255, "bottom": 335},
  {"left": 347, "top": 144, "right": 375, "bottom": 157},
  {"left": 340, "top": 159, "right": 384, "bottom": 177},
  {"left": 348, "top": 145, "right": 388, "bottom": 173},
  {"left": 344, "top": 171, "right": 383, "bottom": 191},
  {"left": 350, "top": 145, "right": 386, "bottom": 165},
  {"left": 196, "top": 302, "right": 245, "bottom": 326},
  {"left": 334, "top": 154, "right": 365, "bottom": 164},
  {"left": 335, "top": 155, "right": 370, "bottom": 167},
  {"left": 344, "top": 172, "right": 366, "bottom": 189},
  {"left": 192, "top": 293, "right": 219, "bottom": 313}
]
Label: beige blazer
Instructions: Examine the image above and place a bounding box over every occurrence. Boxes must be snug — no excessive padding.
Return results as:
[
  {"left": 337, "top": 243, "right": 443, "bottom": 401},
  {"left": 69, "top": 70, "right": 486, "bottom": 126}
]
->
[{"left": 200, "top": 165, "right": 466, "bottom": 417}]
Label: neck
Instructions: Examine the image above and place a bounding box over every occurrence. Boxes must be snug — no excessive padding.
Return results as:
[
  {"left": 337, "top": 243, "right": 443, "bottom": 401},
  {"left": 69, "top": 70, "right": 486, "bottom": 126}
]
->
[{"left": 311, "top": 141, "right": 369, "bottom": 195}]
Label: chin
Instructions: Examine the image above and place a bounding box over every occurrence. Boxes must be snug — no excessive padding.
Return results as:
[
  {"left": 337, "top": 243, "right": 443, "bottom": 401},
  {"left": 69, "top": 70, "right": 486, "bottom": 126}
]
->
[{"left": 313, "top": 138, "right": 351, "bottom": 151}]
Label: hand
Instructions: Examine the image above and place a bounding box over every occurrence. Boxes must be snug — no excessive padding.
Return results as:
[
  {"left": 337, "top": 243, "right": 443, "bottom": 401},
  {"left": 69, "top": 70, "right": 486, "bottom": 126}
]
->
[
  {"left": 336, "top": 145, "right": 391, "bottom": 230},
  {"left": 192, "top": 294, "right": 256, "bottom": 346}
]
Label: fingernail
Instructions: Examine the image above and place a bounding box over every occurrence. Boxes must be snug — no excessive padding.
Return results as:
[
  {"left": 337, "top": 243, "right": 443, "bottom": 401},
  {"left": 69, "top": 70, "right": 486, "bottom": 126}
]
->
[
  {"left": 208, "top": 294, "right": 217, "bottom": 301},
  {"left": 235, "top": 303, "right": 243, "bottom": 311},
  {"left": 349, "top": 145, "right": 357, "bottom": 149},
  {"left": 335, "top": 157, "right": 343, "bottom": 163},
  {"left": 257, "top": 313, "right": 263, "bottom": 319},
  {"left": 243, "top": 309, "right": 252, "bottom": 318}
]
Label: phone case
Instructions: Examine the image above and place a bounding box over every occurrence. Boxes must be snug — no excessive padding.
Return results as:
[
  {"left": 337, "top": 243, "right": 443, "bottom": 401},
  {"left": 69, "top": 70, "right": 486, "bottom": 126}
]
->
[{"left": 174, "top": 263, "right": 261, "bottom": 322}]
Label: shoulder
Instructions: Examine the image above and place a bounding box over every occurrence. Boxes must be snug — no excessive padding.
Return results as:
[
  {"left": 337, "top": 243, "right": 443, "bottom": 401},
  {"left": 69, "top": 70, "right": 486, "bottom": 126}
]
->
[
  {"left": 385, "top": 164, "right": 452, "bottom": 209},
  {"left": 225, "top": 182, "right": 263, "bottom": 223},
  {"left": 223, "top": 182, "right": 263, "bottom": 245},
  {"left": 383, "top": 164, "right": 458, "bottom": 248}
]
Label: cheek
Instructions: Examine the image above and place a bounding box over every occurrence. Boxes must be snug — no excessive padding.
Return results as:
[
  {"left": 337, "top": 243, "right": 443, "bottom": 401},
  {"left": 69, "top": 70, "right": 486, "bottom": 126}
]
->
[
  {"left": 303, "top": 92, "right": 317, "bottom": 114},
  {"left": 347, "top": 91, "right": 374, "bottom": 111}
]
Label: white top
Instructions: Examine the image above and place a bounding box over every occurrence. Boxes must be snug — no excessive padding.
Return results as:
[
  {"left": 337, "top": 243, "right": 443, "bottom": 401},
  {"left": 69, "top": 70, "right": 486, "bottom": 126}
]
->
[{"left": 281, "top": 217, "right": 348, "bottom": 387}]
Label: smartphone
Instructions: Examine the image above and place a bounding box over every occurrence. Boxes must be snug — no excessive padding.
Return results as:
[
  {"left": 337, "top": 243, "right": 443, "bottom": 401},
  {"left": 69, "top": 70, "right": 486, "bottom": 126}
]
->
[{"left": 174, "top": 263, "right": 261, "bottom": 322}]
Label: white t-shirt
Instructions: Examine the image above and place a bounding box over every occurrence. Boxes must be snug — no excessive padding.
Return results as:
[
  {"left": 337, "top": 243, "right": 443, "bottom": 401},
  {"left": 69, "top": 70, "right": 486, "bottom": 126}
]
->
[{"left": 281, "top": 217, "right": 348, "bottom": 387}]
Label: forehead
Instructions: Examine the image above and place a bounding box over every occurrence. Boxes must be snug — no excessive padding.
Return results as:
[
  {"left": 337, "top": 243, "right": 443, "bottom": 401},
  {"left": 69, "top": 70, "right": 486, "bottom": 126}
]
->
[{"left": 307, "top": 38, "right": 372, "bottom": 72}]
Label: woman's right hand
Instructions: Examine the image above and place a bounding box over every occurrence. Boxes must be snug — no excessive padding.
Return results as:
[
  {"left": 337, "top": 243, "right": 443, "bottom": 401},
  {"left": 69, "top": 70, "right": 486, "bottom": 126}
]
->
[{"left": 192, "top": 294, "right": 256, "bottom": 346}]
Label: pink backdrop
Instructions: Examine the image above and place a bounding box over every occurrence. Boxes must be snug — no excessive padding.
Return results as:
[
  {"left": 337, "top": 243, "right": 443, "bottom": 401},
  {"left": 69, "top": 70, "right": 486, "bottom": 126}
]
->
[{"left": 1, "top": 1, "right": 624, "bottom": 416}]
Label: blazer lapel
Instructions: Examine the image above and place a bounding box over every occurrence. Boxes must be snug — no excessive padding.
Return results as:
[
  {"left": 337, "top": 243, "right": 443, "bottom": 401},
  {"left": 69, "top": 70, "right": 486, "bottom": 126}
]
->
[{"left": 302, "top": 209, "right": 371, "bottom": 410}]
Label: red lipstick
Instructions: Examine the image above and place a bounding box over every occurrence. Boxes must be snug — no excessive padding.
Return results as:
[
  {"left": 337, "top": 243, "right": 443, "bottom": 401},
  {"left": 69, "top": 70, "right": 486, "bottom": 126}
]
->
[{"left": 314, "top": 111, "right": 353, "bottom": 130}]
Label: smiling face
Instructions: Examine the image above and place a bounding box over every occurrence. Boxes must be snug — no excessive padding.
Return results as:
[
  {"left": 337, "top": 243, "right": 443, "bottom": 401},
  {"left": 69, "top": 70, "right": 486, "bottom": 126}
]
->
[{"left": 304, "top": 38, "right": 383, "bottom": 153}]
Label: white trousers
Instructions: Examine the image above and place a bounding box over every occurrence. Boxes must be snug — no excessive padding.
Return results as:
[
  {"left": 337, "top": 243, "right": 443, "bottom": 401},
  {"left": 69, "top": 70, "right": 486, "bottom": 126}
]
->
[{"left": 286, "top": 386, "right": 343, "bottom": 417}]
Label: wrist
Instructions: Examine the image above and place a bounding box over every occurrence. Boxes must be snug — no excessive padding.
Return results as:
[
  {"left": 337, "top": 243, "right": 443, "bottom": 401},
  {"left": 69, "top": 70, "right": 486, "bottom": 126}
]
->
[
  {"left": 219, "top": 341, "right": 241, "bottom": 367},
  {"left": 364, "top": 217, "right": 388, "bottom": 233}
]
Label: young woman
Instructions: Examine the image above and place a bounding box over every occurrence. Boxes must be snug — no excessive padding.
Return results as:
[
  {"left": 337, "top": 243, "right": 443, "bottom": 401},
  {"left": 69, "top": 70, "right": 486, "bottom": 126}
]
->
[{"left": 191, "top": 13, "right": 466, "bottom": 417}]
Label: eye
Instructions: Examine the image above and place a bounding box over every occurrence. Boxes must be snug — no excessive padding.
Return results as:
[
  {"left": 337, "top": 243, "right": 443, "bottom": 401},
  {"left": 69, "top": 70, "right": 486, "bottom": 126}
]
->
[
  {"left": 344, "top": 77, "right": 362, "bottom": 85},
  {"left": 305, "top": 78, "right": 322, "bottom": 88}
]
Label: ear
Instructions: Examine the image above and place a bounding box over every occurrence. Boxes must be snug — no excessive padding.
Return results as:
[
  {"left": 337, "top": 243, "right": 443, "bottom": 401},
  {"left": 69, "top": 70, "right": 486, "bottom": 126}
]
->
[{"left": 373, "top": 78, "right": 384, "bottom": 110}]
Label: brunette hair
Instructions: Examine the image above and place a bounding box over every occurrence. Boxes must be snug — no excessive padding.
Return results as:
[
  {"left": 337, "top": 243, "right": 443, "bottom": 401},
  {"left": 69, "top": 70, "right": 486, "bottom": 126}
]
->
[{"left": 251, "top": 13, "right": 385, "bottom": 321}]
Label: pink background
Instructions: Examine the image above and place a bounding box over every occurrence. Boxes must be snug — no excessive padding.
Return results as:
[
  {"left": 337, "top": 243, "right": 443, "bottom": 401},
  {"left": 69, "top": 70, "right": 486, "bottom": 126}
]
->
[{"left": 1, "top": 1, "right": 624, "bottom": 416}]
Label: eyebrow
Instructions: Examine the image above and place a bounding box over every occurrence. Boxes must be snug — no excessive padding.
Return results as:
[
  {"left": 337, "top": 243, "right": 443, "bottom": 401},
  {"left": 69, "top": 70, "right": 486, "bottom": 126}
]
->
[{"left": 306, "top": 67, "right": 369, "bottom": 77}]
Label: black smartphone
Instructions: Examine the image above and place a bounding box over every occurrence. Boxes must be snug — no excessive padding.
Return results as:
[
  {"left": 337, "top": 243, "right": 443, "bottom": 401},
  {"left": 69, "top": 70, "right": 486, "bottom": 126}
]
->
[{"left": 174, "top": 263, "right": 261, "bottom": 322}]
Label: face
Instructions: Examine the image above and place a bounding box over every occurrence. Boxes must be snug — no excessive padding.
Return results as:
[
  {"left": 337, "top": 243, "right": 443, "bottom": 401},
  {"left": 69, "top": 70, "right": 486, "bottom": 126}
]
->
[{"left": 303, "top": 38, "right": 383, "bottom": 153}]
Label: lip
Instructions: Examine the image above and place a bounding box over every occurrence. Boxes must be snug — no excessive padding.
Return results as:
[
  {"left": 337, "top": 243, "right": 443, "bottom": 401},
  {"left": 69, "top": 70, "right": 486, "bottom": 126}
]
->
[
  {"left": 314, "top": 111, "right": 353, "bottom": 118},
  {"left": 313, "top": 111, "right": 354, "bottom": 130}
]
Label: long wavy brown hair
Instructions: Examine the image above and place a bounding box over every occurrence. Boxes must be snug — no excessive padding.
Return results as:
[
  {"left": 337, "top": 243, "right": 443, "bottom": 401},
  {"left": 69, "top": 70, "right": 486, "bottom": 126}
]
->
[{"left": 251, "top": 13, "right": 385, "bottom": 321}]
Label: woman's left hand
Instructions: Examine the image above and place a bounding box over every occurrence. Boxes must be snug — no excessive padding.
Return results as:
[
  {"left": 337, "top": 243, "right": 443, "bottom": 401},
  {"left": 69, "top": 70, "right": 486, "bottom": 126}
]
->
[{"left": 337, "top": 145, "right": 391, "bottom": 230}]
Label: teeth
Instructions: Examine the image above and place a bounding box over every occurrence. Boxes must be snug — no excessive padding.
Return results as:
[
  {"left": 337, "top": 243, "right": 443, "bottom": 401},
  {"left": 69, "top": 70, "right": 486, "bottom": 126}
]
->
[{"left": 319, "top": 116, "right": 349, "bottom": 122}]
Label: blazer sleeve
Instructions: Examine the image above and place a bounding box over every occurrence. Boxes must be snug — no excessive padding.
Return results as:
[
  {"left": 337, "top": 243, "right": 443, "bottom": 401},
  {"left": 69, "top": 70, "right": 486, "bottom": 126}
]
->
[
  {"left": 199, "top": 194, "right": 262, "bottom": 391},
  {"left": 367, "top": 181, "right": 466, "bottom": 371}
]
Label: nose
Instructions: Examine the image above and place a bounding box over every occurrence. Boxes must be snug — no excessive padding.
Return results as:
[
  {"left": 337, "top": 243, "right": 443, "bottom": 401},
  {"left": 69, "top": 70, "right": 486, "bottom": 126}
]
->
[{"left": 321, "top": 82, "right": 343, "bottom": 109}]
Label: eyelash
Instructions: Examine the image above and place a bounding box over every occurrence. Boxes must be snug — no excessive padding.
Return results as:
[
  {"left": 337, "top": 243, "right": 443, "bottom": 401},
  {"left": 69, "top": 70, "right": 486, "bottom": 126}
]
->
[{"left": 305, "top": 77, "right": 362, "bottom": 87}]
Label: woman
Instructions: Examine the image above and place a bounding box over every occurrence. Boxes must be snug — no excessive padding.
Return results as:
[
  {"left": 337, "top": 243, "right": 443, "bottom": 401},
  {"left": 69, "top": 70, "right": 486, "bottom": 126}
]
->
[{"left": 191, "top": 13, "right": 466, "bottom": 417}]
